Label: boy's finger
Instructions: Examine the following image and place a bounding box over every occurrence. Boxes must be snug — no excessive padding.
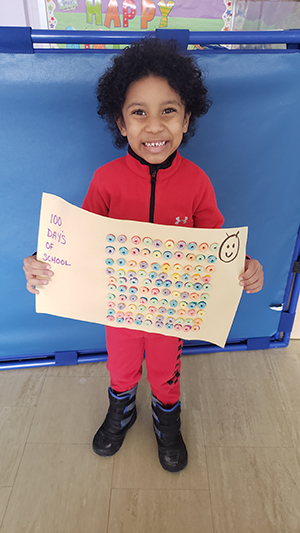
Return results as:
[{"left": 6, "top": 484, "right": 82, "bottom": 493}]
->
[
  {"left": 26, "top": 275, "right": 50, "bottom": 294},
  {"left": 35, "top": 268, "right": 54, "bottom": 277},
  {"left": 29, "top": 259, "right": 51, "bottom": 270},
  {"left": 34, "top": 277, "right": 50, "bottom": 286},
  {"left": 24, "top": 264, "right": 53, "bottom": 277},
  {"left": 27, "top": 283, "right": 39, "bottom": 295},
  {"left": 239, "top": 267, "right": 256, "bottom": 280},
  {"left": 239, "top": 265, "right": 262, "bottom": 282},
  {"left": 243, "top": 278, "right": 263, "bottom": 293}
]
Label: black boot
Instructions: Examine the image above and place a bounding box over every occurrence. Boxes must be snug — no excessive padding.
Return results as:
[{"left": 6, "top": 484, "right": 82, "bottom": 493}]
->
[
  {"left": 92, "top": 385, "right": 137, "bottom": 457},
  {"left": 152, "top": 394, "right": 188, "bottom": 473}
]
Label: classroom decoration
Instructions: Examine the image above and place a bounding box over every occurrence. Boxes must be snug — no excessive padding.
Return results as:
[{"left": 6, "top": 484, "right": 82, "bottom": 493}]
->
[
  {"left": 46, "top": 0, "right": 231, "bottom": 35},
  {"left": 232, "top": 0, "right": 300, "bottom": 33},
  {"left": 36, "top": 193, "right": 248, "bottom": 348}
]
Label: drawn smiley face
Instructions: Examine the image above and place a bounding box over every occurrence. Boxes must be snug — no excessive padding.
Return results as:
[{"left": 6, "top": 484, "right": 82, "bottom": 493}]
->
[{"left": 219, "top": 232, "right": 240, "bottom": 263}]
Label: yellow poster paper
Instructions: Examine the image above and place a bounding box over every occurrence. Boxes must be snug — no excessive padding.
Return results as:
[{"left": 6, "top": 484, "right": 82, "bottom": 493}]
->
[{"left": 36, "top": 193, "right": 248, "bottom": 348}]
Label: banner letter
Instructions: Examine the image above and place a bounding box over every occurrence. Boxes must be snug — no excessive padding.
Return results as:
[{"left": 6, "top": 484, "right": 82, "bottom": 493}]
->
[
  {"left": 86, "top": 0, "right": 102, "bottom": 25},
  {"left": 141, "top": 0, "right": 156, "bottom": 29},
  {"left": 123, "top": 0, "right": 136, "bottom": 28},
  {"left": 104, "top": 0, "right": 121, "bottom": 28},
  {"left": 158, "top": 0, "right": 175, "bottom": 28}
]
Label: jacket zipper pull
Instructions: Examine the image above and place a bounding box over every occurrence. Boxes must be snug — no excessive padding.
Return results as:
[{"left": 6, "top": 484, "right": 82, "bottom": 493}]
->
[{"left": 151, "top": 169, "right": 157, "bottom": 182}]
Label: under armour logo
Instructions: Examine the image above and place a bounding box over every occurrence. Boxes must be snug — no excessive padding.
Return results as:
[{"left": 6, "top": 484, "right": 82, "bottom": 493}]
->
[{"left": 175, "top": 216, "right": 188, "bottom": 225}]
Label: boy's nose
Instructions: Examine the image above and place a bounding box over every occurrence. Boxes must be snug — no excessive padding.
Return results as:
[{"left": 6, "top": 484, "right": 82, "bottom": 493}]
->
[{"left": 145, "top": 115, "right": 164, "bottom": 133}]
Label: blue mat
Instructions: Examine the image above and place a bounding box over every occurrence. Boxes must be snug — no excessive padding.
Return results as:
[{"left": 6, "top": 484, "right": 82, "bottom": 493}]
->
[{"left": 0, "top": 28, "right": 299, "bottom": 365}]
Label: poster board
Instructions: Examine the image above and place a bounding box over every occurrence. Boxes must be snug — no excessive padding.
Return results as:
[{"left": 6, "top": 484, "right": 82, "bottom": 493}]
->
[{"left": 36, "top": 193, "right": 247, "bottom": 348}]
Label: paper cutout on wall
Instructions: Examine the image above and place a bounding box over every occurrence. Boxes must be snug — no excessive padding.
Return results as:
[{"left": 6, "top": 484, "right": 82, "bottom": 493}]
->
[
  {"left": 36, "top": 193, "right": 248, "bottom": 348},
  {"left": 46, "top": 0, "right": 229, "bottom": 33}
]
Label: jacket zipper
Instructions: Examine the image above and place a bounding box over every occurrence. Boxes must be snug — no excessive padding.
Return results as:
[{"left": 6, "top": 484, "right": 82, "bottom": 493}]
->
[
  {"left": 127, "top": 146, "right": 177, "bottom": 224},
  {"left": 149, "top": 167, "right": 158, "bottom": 223}
]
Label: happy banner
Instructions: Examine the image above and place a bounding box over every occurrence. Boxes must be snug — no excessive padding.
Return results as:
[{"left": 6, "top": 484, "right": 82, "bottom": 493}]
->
[{"left": 46, "top": 0, "right": 232, "bottom": 35}]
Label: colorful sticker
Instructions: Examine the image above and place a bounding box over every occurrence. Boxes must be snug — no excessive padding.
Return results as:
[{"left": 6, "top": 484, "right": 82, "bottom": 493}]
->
[{"left": 102, "top": 231, "right": 242, "bottom": 337}]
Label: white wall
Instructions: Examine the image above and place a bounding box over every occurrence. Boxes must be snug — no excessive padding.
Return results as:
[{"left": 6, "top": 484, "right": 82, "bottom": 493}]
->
[{"left": 0, "top": 0, "right": 47, "bottom": 28}]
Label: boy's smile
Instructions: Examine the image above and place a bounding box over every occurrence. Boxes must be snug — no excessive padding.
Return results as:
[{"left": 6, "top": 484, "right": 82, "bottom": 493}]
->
[{"left": 117, "top": 75, "right": 191, "bottom": 165}]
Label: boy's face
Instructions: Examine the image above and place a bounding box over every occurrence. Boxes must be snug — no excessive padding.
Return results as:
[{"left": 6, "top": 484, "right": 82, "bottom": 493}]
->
[{"left": 117, "top": 75, "right": 191, "bottom": 165}]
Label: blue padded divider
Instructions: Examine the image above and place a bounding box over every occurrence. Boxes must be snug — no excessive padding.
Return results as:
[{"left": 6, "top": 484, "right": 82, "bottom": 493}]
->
[
  {"left": 182, "top": 51, "right": 300, "bottom": 341},
  {"left": 0, "top": 26, "right": 33, "bottom": 54},
  {"left": 0, "top": 36, "right": 300, "bottom": 360}
]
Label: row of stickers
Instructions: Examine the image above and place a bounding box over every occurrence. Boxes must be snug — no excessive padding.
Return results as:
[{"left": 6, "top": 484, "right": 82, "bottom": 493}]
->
[{"left": 103, "top": 232, "right": 239, "bottom": 333}]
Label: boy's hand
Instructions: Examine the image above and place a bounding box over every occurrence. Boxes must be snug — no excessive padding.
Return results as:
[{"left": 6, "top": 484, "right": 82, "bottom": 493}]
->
[
  {"left": 23, "top": 255, "right": 53, "bottom": 295},
  {"left": 239, "top": 258, "right": 263, "bottom": 294}
]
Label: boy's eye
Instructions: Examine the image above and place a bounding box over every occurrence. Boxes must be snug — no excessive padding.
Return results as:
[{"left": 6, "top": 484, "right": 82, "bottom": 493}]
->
[
  {"left": 132, "top": 109, "right": 146, "bottom": 116},
  {"left": 163, "top": 107, "right": 176, "bottom": 114}
]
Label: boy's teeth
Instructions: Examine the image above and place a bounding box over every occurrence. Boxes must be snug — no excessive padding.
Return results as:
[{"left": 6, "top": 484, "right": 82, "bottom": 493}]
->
[{"left": 144, "top": 141, "right": 166, "bottom": 147}]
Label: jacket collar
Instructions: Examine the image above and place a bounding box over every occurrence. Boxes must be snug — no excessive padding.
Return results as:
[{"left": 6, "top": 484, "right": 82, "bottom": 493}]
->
[{"left": 126, "top": 145, "right": 181, "bottom": 179}]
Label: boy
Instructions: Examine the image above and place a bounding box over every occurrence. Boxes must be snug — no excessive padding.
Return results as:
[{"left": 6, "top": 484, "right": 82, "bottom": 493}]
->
[{"left": 23, "top": 38, "right": 263, "bottom": 472}]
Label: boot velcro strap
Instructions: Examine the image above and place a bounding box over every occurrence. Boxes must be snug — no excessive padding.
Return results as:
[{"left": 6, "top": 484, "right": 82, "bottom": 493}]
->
[
  {"left": 152, "top": 403, "right": 181, "bottom": 426},
  {"left": 109, "top": 390, "right": 137, "bottom": 405},
  {"left": 108, "top": 405, "right": 134, "bottom": 422},
  {"left": 153, "top": 418, "right": 181, "bottom": 439},
  {"left": 123, "top": 401, "right": 136, "bottom": 414},
  {"left": 108, "top": 398, "right": 136, "bottom": 415},
  {"left": 108, "top": 391, "right": 136, "bottom": 415}
]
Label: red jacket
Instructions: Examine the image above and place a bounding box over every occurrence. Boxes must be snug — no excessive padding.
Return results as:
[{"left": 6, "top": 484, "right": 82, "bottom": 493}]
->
[{"left": 82, "top": 150, "right": 224, "bottom": 229}]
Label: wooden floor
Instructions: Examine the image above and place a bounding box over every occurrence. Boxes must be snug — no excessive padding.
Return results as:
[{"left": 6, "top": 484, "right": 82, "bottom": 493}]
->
[{"left": 1, "top": 340, "right": 300, "bottom": 532}]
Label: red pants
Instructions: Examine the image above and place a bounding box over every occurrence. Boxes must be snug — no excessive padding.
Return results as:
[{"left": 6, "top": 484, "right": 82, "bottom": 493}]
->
[{"left": 105, "top": 326, "right": 183, "bottom": 406}]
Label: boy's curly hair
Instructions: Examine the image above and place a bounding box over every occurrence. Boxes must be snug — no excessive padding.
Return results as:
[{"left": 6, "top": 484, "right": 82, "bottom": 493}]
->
[{"left": 96, "top": 38, "right": 211, "bottom": 148}]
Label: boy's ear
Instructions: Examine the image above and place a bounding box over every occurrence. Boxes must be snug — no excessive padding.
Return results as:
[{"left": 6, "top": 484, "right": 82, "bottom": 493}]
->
[
  {"left": 116, "top": 116, "right": 127, "bottom": 137},
  {"left": 183, "top": 111, "right": 191, "bottom": 133}
]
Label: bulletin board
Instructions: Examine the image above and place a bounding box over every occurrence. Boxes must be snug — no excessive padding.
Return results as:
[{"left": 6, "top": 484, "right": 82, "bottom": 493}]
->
[
  {"left": 45, "top": 0, "right": 231, "bottom": 34},
  {"left": 0, "top": 27, "right": 299, "bottom": 367}
]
